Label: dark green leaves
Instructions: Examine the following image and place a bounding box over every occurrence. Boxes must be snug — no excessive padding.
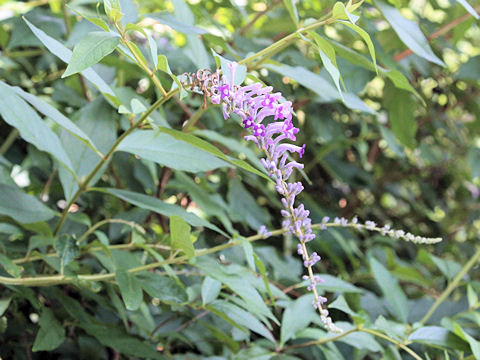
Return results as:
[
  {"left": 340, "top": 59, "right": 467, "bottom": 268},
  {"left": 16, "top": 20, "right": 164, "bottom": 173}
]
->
[
  {"left": 170, "top": 215, "right": 194, "bottom": 258},
  {"left": 63, "top": 32, "right": 120, "bottom": 78},
  {"left": 55, "top": 235, "right": 79, "bottom": 274},
  {"left": 116, "top": 270, "right": 143, "bottom": 311},
  {"left": 0, "top": 184, "right": 56, "bottom": 223},
  {"left": 408, "top": 326, "right": 470, "bottom": 351},
  {"left": 32, "top": 308, "right": 66, "bottom": 352}
]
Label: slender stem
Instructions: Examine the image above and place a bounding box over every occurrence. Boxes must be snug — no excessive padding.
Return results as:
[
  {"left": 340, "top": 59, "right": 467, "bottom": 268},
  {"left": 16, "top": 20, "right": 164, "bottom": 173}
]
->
[
  {"left": 0, "top": 128, "right": 19, "bottom": 156},
  {"left": 3, "top": 49, "right": 44, "bottom": 58},
  {"left": 361, "top": 329, "right": 422, "bottom": 360},
  {"left": 76, "top": 218, "right": 142, "bottom": 245},
  {"left": 53, "top": 93, "right": 174, "bottom": 236},
  {"left": 281, "top": 327, "right": 360, "bottom": 351},
  {"left": 238, "top": 14, "right": 333, "bottom": 66},
  {"left": 419, "top": 246, "right": 480, "bottom": 325}
]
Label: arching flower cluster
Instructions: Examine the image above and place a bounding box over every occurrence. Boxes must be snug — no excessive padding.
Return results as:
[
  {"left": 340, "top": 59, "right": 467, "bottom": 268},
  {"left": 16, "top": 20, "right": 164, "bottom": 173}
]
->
[{"left": 182, "top": 63, "right": 341, "bottom": 332}]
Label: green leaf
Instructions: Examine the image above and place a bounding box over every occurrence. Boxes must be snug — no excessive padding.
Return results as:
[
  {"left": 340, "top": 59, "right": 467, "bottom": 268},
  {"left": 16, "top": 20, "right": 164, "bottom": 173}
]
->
[
  {"left": 170, "top": 215, "right": 194, "bottom": 258},
  {"left": 102, "top": 188, "right": 226, "bottom": 235},
  {"left": 375, "top": 1, "right": 445, "bottom": 66},
  {"left": 157, "top": 127, "right": 270, "bottom": 181},
  {"left": 280, "top": 294, "right": 316, "bottom": 346},
  {"left": 32, "top": 308, "right": 66, "bottom": 352},
  {"left": 157, "top": 54, "right": 186, "bottom": 97},
  {"left": 0, "top": 83, "right": 76, "bottom": 176},
  {"left": 63, "top": 31, "right": 120, "bottom": 78},
  {"left": 24, "top": 19, "right": 115, "bottom": 96},
  {"left": 117, "top": 129, "right": 231, "bottom": 173},
  {"left": 138, "top": 272, "right": 187, "bottom": 303},
  {"left": 333, "top": 2, "right": 360, "bottom": 23},
  {"left": 212, "top": 50, "right": 247, "bottom": 87},
  {"left": 408, "top": 326, "right": 470, "bottom": 351},
  {"left": 241, "top": 237, "right": 255, "bottom": 271},
  {"left": 369, "top": 257, "right": 409, "bottom": 322},
  {"left": 467, "top": 284, "right": 478, "bottom": 308},
  {"left": 125, "top": 23, "right": 158, "bottom": 68},
  {"left": 2, "top": 82, "right": 102, "bottom": 157},
  {"left": 0, "top": 296, "right": 12, "bottom": 316},
  {"left": 211, "top": 300, "right": 275, "bottom": 343},
  {"left": 0, "top": 184, "right": 56, "bottom": 224},
  {"left": 68, "top": 6, "right": 110, "bottom": 31},
  {"left": 58, "top": 98, "right": 116, "bottom": 201},
  {"left": 55, "top": 235, "right": 79, "bottom": 274},
  {"left": 0, "top": 253, "right": 23, "bottom": 278},
  {"left": 384, "top": 84, "right": 417, "bottom": 148},
  {"left": 146, "top": 12, "right": 207, "bottom": 34},
  {"left": 201, "top": 276, "right": 222, "bottom": 305},
  {"left": 339, "top": 21, "right": 377, "bottom": 72},
  {"left": 116, "top": 270, "right": 143, "bottom": 311},
  {"left": 309, "top": 32, "right": 343, "bottom": 98},
  {"left": 283, "top": 0, "right": 299, "bottom": 26}
]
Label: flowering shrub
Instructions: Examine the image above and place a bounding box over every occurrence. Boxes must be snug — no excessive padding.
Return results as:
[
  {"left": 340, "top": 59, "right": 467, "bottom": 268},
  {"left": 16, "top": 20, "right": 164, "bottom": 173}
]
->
[{"left": 0, "top": 0, "right": 479, "bottom": 359}]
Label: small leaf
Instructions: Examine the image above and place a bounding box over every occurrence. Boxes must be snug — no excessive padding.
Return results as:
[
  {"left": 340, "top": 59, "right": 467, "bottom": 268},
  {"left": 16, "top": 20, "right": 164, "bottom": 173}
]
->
[
  {"left": 0, "top": 253, "right": 23, "bottom": 278},
  {"left": 0, "top": 296, "right": 12, "bottom": 316},
  {"left": 333, "top": 1, "right": 360, "bottom": 23},
  {"left": 103, "top": 0, "right": 123, "bottom": 22},
  {"left": 55, "top": 235, "right": 79, "bottom": 274},
  {"left": 211, "top": 50, "right": 247, "bottom": 87},
  {"left": 116, "top": 270, "right": 143, "bottom": 311},
  {"left": 467, "top": 284, "right": 478, "bottom": 308},
  {"left": 170, "top": 215, "right": 194, "bottom": 258},
  {"left": 63, "top": 32, "right": 120, "bottom": 78},
  {"left": 32, "top": 308, "right": 66, "bottom": 352},
  {"left": 339, "top": 21, "right": 377, "bottom": 72},
  {"left": 283, "top": 0, "right": 299, "bottom": 26},
  {"left": 309, "top": 32, "right": 343, "bottom": 98},
  {"left": 201, "top": 276, "right": 222, "bottom": 305}
]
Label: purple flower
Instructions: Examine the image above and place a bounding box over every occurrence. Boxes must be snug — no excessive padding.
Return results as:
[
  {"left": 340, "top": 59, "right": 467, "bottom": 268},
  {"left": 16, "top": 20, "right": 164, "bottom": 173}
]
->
[{"left": 184, "top": 61, "right": 341, "bottom": 333}]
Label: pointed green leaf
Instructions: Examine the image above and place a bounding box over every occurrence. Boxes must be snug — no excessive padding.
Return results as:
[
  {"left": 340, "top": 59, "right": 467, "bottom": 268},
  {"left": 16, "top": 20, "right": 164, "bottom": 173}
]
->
[
  {"left": 116, "top": 270, "right": 143, "bottom": 311},
  {"left": 63, "top": 32, "right": 120, "bottom": 78},
  {"left": 32, "top": 308, "right": 66, "bottom": 352},
  {"left": 170, "top": 215, "right": 194, "bottom": 258}
]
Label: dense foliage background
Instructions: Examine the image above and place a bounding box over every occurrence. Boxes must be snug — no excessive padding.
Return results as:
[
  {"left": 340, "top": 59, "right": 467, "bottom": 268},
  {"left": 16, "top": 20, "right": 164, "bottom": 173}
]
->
[{"left": 0, "top": 0, "right": 480, "bottom": 359}]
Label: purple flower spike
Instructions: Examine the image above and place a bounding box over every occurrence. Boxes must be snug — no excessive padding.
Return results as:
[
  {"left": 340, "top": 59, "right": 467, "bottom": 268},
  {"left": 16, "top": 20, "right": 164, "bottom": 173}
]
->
[{"left": 184, "top": 61, "right": 342, "bottom": 333}]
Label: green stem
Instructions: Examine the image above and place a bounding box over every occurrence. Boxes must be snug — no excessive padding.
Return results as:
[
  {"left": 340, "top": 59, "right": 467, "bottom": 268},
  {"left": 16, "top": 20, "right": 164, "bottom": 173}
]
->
[
  {"left": 76, "top": 218, "right": 142, "bottom": 245},
  {"left": 361, "top": 328, "right": 422, "bottom": 360},
  {"left": 53, "top": 93, "right": 174, "bottom": 236},
  {"left": 238, "top": 14, "right": 333, "bottom": 66},
  {"left": 0, "top": 128, "right": 19, "bottom": 156},
  {"left": 3, "top": 49, "right": 44, "bottom": 58},
  {"left": 281, "top": 326, "right": 361, "bottom": 351},
  {"left": 419, "top": 246, "right": 480, "bottom": 325}
]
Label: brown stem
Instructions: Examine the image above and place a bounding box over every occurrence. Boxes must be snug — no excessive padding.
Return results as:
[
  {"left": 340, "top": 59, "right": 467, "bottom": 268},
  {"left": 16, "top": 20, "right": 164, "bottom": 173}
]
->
[{"left": 238, "top": 0, "right": 282, "bottom": 35}]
